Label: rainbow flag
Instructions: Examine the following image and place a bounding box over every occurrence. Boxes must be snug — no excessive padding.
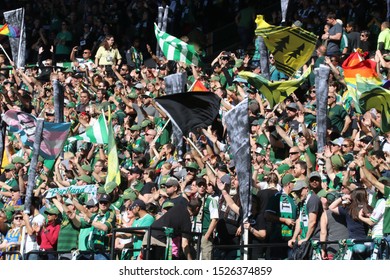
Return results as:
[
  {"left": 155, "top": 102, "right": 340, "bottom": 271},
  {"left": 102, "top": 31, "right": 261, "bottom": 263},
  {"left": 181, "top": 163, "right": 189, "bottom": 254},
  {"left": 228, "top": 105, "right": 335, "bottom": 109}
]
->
[
  {"left": 0, "top": 23, "right": 19, "bottom": 38},
  {"left": 189, "top": 80, "right": 208, "bottom": 92},
  {"left": 342, "top": 51, "right": 382, "bottom": 113}
]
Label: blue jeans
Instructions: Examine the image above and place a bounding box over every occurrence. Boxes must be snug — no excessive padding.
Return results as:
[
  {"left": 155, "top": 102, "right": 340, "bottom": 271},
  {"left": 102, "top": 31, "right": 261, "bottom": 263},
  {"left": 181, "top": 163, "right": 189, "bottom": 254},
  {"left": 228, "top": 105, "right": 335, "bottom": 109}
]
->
[
  {"left": 382, "top": 235, "right": 390, "bottom": 259},
  {"left": 94, "top": 252, "right": 109, "bottom": 260}
]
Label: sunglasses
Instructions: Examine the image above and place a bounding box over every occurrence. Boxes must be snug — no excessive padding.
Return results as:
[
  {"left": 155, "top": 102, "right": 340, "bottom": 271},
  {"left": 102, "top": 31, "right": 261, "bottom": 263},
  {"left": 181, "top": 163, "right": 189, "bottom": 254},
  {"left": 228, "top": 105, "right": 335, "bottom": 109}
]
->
[
  {"left": 99, "top": 201, "right": 109, "bottom": 205},
  {"left": 341, "top": 144, "right": 350, "bottom": 147},
  {"left": 289, "top": 152, "right": 299, "bottom": 155},
  {"left": 328, "top": 96, "right": 335, "bottom": 99},
  {"left": 14, "top": 216, "right": 23, "bottom": 220}
]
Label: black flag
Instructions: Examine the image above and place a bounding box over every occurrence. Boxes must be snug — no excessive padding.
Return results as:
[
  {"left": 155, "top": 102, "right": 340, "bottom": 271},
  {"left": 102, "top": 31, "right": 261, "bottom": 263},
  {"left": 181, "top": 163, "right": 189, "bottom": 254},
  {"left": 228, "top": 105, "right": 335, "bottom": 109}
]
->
[{"left": 156, "top": 91, "right": 221, "bottom": 136}]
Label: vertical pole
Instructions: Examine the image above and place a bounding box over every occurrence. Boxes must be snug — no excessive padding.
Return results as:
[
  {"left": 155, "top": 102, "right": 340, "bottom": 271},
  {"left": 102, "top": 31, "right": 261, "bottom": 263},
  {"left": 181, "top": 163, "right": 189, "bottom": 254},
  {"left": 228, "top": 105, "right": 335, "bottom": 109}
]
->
[
  {"left": 53, "top": 79, "right": 64, "bottom": 123},
  {"left": 259, "top": 36, "right": 270, "bottom": 80},
  {"left": 281, "top": 0, "right": 289, "bottom": 24},
  {"left": 314, "top": 65, "right": 330, "bottom": 153},
  {"left": 156, "top": 6, "right": 164, "bottom": 58},
  {"left": 23, "top": 118, "right": 44, "bottom": 214},
  {"left": 0, "top": 123, "right": 5, "bottom": 175}
]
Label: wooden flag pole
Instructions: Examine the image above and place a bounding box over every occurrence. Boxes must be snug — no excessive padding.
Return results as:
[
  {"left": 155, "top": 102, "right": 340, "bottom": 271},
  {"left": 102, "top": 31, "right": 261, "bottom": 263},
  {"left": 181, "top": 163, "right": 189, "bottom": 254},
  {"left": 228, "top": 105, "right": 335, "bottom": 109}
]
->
[
  {"left": 151, "top": 119, "right": 170, "bottom": 146},
  {"left": 184, "top": 136, "right": 217, "bottom": 175},
  {"left": 0, "top": 43, "right": 13, "bottom": 64}
]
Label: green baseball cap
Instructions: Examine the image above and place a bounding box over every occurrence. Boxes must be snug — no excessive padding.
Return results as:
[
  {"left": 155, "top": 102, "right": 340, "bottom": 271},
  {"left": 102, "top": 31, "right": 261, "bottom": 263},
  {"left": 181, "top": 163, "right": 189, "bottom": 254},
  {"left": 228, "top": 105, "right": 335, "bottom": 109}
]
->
[
  {"left": 104, "top": 181, "right": 118, "bottom": 194},
  {"left": 12, "top": 156, "right": 26, "bottom": 164},
  {"left": 127, "top": 89, "right": 138, "bottom": 99},
  {"left": 141, "top": 119, "right": 152, "bottom": 128},
  {"left": 76, "top": 174, "right": 92, "bottom": 184},
  {"left": 130, "top": 124, "right": 141, "bottom": 131},
  {"left": 81, "top": 164, "right": 92, "bottom": 172},
  {"left": 44, "top": 206, "right": 60, "bottom": 216},
  {"left": 185, "top": 162, "right": 199, "bottom": 171},
  {"left": 122, "top": 188, "right": 138, "bottom": 201},
  {"left": 281, "top": 174, "right": 295, "bottom": 185},
  {"left": 197, "top": 168, "right": 207, "bottom": 178},
  {"left": 66, "top": 102, "right": 76, "bottom": 108},
  {"left": 277, "top": 163, "right": 291, "bottom": 175},
  {"left": 4, "top": 163, "right": 15, "bottom": 171}
]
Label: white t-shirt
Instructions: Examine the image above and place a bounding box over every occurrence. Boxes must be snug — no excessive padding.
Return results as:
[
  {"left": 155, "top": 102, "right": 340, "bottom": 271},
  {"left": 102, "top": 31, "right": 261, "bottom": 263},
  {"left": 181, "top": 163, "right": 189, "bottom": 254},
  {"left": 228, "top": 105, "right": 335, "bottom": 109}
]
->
[
  {"left": 370, "top": 198, "right": 385, "bottom": 238},
  {"left": 24, "top": 214, "right": 45, "bottom": 253}
]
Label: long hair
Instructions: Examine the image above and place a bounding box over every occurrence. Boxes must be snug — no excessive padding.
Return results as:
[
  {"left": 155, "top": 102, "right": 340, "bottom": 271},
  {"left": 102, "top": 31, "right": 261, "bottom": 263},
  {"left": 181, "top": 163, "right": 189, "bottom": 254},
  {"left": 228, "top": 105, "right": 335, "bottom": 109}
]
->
[
  {"left": 348, "top": 188, "right": 373, "bottom": 221},
  {"left": 101, "top": 35, "right": 117, "bottom": 50}
]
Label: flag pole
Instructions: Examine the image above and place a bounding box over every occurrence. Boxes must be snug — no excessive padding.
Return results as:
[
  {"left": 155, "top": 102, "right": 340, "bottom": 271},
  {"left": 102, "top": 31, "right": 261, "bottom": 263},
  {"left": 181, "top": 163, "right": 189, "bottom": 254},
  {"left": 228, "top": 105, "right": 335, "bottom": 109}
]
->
[
  {"left": 184, "top": 136, "right": 217, "bottom": 175},
  {"left": 151, "top": 119, "right": 170, "bottom": 146},
  {"left": 314, "top": 65, "right": 330, "bottom": 153},
  {"left": 24, "top": 118, "right": 44, "bottom": 215},
  {"left": 0, "top": 43, "right": 13, "bottom": 64},
  {"left": 53, "top": 79, "right": 64, "bottom": 123},
  {"left": 0, "top": 123, "right": 5, "bottom": 175},
  {"left": 17, "top": 8, "right": 25, "bottom": 68}
]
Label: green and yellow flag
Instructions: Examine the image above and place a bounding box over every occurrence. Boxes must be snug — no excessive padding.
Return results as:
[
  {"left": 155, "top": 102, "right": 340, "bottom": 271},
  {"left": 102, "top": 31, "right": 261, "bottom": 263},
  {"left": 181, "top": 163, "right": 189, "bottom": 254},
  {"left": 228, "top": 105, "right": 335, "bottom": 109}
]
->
[
  {"left": 239, "top": 66, "right": 311, "bottom": 108},
  {"left": 357, "top": 75, "right": 390, "bottom": 132},
  {"left": 104, "top": 108, "right": 121, "bottom": 189},
  {"left": 255, "top": 15, "right": 317, "bottom": 77}
]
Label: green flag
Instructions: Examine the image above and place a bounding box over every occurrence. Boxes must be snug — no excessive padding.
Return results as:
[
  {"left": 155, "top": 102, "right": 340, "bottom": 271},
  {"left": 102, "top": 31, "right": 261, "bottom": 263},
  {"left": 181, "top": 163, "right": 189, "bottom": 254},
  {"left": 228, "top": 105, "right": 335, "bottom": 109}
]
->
[
  {"left": 154, "top": 23, "right": 201, "bottom": 66},
  {"left": 68, "top": 113, "right": 108, "bottom": 144},
  {"left": 239, "top": 66, "right": 311, "bottom": 108},
  {"left": 357, "top": 75, "right": 390, "bottom": 132}
]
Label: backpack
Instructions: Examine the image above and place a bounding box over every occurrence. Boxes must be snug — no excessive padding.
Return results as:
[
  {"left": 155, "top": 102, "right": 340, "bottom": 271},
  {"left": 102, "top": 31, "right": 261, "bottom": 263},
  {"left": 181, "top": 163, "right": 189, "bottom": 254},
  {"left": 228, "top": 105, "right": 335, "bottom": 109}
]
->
[{"left": 289, "top": 241, "right": 313, "bottom": 260}]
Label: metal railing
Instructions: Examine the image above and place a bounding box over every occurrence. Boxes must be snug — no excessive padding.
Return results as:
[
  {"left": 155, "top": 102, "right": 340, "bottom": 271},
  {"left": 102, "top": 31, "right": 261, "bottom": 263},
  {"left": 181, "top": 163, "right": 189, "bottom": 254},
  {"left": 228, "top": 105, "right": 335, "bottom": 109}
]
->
[
  {"left": 110, "top": 226, "right": 202, "bottom": 260},
  {"left": 2, "top": 236, "right": 388, "bottom": 260}
]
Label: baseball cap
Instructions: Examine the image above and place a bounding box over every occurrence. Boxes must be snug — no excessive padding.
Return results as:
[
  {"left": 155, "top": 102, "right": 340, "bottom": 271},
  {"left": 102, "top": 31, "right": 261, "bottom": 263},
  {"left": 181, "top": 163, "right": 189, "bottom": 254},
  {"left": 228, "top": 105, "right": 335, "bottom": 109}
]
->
[
  {"left": 292, "top": 180, "right": 308, "bottom": 192},
  {"left": 286, "top": 102, "right": 299, "bottom": 111},
  {"left": 309, "top": 171, "right": 321, "bottom": 180},
  {"left": 99, "top": 194, "right": 111, "bottom": 203},
  {"left": 130, "top": 199, "right": 146, "bottom": 210},
  {"left": 281, "top": 174, "right": 295, "bottom": 185},
  {"left": 163, "top": 177, "right": 179, "bottom": 187}
]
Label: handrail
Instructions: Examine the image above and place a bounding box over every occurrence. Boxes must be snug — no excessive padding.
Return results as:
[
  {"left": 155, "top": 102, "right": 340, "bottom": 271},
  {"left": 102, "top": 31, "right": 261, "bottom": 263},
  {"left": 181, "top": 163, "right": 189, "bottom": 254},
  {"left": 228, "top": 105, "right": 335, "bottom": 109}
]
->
[
  {"left": 2, "top": 237, "right": 388, "bottom": 260},
  {"left": 110, "top": 226, "right": 202, "bottom": 260}
]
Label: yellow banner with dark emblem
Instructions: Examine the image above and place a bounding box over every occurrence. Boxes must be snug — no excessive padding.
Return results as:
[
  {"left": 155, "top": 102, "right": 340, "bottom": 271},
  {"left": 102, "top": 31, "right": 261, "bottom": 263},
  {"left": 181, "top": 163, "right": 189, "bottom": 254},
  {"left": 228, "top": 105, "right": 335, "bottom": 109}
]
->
[{"left": 255, "top": 15, "right": 317, "bottom": 77}]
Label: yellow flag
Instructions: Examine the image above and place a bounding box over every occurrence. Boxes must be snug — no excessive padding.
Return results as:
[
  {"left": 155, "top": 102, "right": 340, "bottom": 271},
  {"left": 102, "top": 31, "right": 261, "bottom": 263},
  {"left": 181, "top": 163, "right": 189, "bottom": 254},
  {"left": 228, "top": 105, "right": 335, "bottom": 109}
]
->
[
  {"left": 255, "top": 15, "right": 317, "bottom": 77},
  {"left": 239, "top": 66, "right": 312, "bottom": 108},
  {"left": 104, "top": 109, "right": 121, "bottom": 190},
  {"left": 1, "top": 150, "right": 10, "bottom": 171}
]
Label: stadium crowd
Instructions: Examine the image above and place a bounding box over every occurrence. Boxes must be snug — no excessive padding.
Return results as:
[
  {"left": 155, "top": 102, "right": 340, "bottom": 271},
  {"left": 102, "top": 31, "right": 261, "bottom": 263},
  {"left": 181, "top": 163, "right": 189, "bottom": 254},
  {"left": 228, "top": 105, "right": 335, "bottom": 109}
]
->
[{"left": 1, "top": 0, "right": 390, "bottom": 260}]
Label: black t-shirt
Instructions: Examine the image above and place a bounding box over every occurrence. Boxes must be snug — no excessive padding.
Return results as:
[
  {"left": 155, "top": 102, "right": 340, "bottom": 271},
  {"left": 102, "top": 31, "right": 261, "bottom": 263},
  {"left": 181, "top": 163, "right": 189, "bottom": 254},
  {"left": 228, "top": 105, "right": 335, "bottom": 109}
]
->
[
  {"left": 151, "top": 203, "right": 192, "bottom": 243},
  {"left": 140, "top": 182, "right": 156, "bottom": 195},
  {"left": 166, "top": 195, "right": 189, "bottom": 207},
  {"left": 256, "top": 188, "right": 279, "bottom": 230}
]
